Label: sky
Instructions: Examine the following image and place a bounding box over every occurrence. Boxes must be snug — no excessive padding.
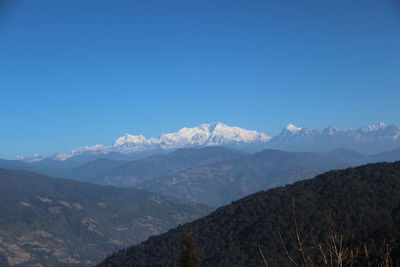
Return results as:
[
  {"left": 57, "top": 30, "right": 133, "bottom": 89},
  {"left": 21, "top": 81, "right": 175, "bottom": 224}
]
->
[{"left": 0, "top": 0, "right": 400, "bottom": 158}]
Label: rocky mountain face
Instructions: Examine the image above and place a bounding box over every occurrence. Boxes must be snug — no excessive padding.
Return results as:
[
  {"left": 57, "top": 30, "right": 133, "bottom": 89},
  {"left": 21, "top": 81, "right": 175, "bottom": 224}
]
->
[{"left": 0, "top": 168, "right": 210, "bottom": 266}]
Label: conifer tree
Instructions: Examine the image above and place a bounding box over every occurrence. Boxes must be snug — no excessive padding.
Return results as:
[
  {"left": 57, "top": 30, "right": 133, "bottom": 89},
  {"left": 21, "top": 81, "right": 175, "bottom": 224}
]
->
[{"left": 177, "top": 230, "right": 201, "bottom": 267}]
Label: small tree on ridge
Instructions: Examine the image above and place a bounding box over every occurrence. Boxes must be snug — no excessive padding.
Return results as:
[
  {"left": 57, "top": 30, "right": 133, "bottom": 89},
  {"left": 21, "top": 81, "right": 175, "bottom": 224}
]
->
[{"left": 177, "top": 230, "right": 201, "bottom": 267}]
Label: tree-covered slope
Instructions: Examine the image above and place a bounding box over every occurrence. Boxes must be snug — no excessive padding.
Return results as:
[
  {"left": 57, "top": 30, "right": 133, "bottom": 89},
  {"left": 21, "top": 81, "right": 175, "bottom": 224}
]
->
[
  {"left": 0, "top": 168, "right": 211, "bottom": 267},
  {"left": 98, "top": 161, "right": 400, "bottom": 267}
]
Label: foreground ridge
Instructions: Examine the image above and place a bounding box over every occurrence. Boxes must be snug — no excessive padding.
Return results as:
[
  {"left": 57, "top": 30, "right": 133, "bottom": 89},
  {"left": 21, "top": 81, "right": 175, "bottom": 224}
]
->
[{"left": 98, "top": 161, "right": 400, "bottom": 267}]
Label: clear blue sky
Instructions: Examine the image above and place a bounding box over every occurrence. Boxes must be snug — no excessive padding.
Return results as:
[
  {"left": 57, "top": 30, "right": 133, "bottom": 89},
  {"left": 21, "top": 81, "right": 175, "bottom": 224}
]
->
[{"left": 1, "top": 0, "right": 400, "bottom": 158}]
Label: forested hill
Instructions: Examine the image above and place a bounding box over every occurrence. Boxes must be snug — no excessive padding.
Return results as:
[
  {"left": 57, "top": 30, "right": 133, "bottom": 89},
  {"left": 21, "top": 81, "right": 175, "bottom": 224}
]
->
[
  {"left": 0, "top": 168, "right": 210, "bottom": 266},
  {"left": 98, "top": 161, "right": 400, "bottom": 267}
]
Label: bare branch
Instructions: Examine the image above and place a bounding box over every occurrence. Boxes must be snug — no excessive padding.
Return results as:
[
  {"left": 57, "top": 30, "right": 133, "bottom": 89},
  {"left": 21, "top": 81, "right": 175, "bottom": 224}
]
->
[
  {"left": 291, "top": 197, "right": 309, "bottom": 267},
  {"left": 279, "top": 232, "right": 301, "bottom": 267},
  {"left": 258, "top": 245, "right": 269, "bottom": 267},
  {"left": 317, "top": 243, "right": 329, "bottom": 266}
]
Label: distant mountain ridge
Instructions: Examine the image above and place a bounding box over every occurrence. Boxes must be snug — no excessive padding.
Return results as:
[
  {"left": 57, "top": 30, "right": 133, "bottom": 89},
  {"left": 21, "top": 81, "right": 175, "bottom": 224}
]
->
[
  {"left": 79, "top": 147, "right": 400, "bottom": 207},
  {"left": 15, "top": 121, "right": 400, "bottom": 162},
  {"left": 97, "top": 147, "right": 246, "bottom": 188},
  {"left": 3, "top": 146, "right": 400, "bottom": 207},
  {"left": 71, "top": 147, "right": 400, "bottom": 207},
  {"left": 143, "top": 149, "right": 349, "bottom": 206}
]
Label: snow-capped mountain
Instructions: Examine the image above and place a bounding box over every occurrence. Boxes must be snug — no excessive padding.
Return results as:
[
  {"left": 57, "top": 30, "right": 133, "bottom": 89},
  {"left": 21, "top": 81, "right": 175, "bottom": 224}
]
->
[
  {"left": 111, "top": 122, "right": 270, "bottom": 152},
  {"left": 268, "top": 122, "right": 400, "bottom": 154},
  {"left": 23, "top": 122, "right": 270, "bottom": 161},
  {"left": 18, "top": 122, "right": 400, "bottom": 162}
]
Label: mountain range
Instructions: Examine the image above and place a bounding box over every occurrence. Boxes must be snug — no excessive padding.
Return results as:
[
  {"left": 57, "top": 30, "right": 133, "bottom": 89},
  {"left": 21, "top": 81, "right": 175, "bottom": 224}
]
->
[
  {"left": 0, "top": 168, "right": 210, "bottom": 266},
  {"left": 142, "top": 149, "right": 348, "bottom": 206},
  {"left": 15, "top": 122, "right": 400, "bottom": 162},
  {"left": 3, "top": 146, "right": 400, "bottom": 207},
  {"left": 17, "top": 123, "right": 269, "bottom": 162},
  {"left": 268, "top": 122, "right": 400, "bottom": 154},
  {"left": 139, "top": 147, "right": 400, "bottom": 206},
  {"left": 98, "top": 161, "right": 400, "bottom": 267}
]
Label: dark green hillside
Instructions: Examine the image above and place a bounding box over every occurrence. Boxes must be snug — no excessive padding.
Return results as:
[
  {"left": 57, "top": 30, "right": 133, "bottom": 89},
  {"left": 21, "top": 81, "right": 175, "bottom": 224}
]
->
[
  {"left": 145, "top": 149, "right": 349, "bottom": 206},
  {"left": 0, "top": 168, "right": 210, "bottom": 266},
  {"left": 99, "top": 161, "right": 400, "bottom": 267}
]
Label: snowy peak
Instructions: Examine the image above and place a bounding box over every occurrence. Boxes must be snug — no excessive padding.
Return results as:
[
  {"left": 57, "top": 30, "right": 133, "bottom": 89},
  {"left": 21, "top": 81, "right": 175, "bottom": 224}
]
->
[
  {"left": 284, "top": 124, "right": 303, "bottom": 133},
  {"left": 14, "top": 153, "right": 43, "bottom": 162},
  {"left": 113, "top": 134, "right": 152, "bottom": 146},
  {"left": 361, "top": 122, "right": 387, "bottom": 132},
  {"left": 72, "top": 144, "right": 106, "bottom": 153},
  {"left": 323, "top": 126, "right": 340, "bottom": 135},
  {"left": 157, "top": 122, "right": 270, "bottom": 148}
]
